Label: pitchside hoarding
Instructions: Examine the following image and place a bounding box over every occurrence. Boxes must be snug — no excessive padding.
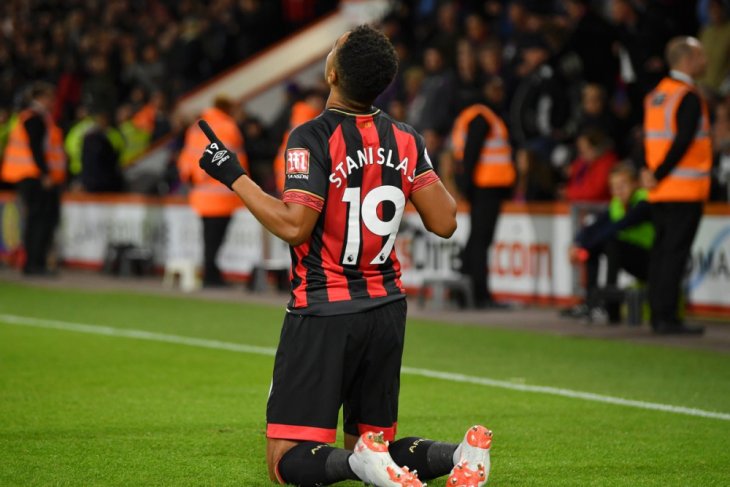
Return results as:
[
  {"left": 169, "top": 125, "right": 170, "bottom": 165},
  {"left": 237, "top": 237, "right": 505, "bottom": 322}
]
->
[
  {"left": 0, "top": 194, "right": 727, "bottom": 312},
  {"left": 686, "top": 215, "right": 730, "bottom": 311},
  {"left": 396, "top": 210, "right": 574, "bottom": 300}
]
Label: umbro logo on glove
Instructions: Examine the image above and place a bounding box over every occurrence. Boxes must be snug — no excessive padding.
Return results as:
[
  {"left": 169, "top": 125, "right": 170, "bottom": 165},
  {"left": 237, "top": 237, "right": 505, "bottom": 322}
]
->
[
  {"left": 198, "top": 120, "right": 246, "bottom": 188},
  {"left": 212, "top": 148, "right": 230, "bottom": 166}
]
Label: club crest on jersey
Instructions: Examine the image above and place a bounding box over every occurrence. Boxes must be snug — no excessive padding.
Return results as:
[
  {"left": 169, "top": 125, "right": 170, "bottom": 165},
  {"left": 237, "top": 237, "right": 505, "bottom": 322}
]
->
[{"left": 286, "top": 148, "right": 310, "bottom": 179}]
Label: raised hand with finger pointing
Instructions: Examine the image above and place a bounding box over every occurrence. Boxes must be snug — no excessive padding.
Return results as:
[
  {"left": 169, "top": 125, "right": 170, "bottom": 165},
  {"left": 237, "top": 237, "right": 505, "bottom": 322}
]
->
[{"left": 197, "top": 119, "right": 247, "bottom": 189}]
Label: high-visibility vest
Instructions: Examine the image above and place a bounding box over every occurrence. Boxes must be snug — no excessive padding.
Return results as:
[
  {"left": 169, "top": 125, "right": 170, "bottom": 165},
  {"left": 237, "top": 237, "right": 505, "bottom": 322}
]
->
[
  {"left": 132, "top": 102, "right": 156, "bottom": 134},
  {"left": 0, "top": 113, "right": 18, "bottom": 163},
  {"left": 274, "top": 100, "right": 321, "bottom": 193},
  {"left": 119, "top": 120, "right": 150, "bottom": 166},
  {"left": 609, "top": 188, "right": 655, "bottom": 249},
  {"left": 65, "top": 116, "right": 95, "bottom": 176},
  {"left": 66, "top": 119, "right": 125, "bottom": 177},
  {"left": 177, "top": 107, "right": 249, "bottom": 217},
  {"left": 106, "top": 126, "right": 125, "bottom": 156},
  {"left": 451, "top": 104, "right": 515, "bottom": 188},
  {"left": 1, "top": 109, "right": 66, "bottom": 184},
  {"left": 643, "top": 77, "right": 712, "bottom": 202}
]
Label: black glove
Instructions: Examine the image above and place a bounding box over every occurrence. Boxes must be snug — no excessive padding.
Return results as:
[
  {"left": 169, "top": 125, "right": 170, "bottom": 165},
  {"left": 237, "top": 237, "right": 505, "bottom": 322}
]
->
[{"left": 197, "top": 120, "right": 246, "bottom": 189}]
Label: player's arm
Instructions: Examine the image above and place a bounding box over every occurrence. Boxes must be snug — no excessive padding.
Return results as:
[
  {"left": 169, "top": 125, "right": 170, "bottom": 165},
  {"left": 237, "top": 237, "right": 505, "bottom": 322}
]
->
[
  {"left": 409, "top": 133, "right": 457, "bottom": 238},
  {"left": 231, "top": 176, "right": 319, "bottom": 245},
  {"left": 196, "top": 120, "right": 318, "bottom": 246},
  {"left": 411, "top": 180, "right": 457, "bottom": 238}
]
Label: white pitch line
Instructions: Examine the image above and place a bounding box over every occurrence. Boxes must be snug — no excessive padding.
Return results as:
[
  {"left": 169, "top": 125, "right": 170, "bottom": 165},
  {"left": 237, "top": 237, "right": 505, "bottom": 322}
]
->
[
  {"left": 2, "top": 313, "right": 729, "bottom": 422},
  {"left": 399, "top": 367, "right": 730, "bottom": 421},
  {"left": 0, "top": 314, "right": 277, "bottom": 357}
]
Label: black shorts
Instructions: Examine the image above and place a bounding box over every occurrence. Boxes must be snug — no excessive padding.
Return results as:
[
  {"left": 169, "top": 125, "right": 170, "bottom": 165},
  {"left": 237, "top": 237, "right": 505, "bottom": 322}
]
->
[{"left": 266, "top": 298, "right": 407, "bottom": 443}]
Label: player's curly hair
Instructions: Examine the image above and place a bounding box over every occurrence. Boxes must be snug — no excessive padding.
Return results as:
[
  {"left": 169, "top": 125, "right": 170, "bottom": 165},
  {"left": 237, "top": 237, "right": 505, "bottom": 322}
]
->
[{"left": 335, "top": 25, "right": 398, "bottom": 105}]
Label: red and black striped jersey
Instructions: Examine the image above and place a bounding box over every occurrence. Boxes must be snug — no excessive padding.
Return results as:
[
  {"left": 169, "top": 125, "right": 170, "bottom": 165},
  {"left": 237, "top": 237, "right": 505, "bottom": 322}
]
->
[{"left": 281, "top": 107, "right": 440, "bottom": 315}]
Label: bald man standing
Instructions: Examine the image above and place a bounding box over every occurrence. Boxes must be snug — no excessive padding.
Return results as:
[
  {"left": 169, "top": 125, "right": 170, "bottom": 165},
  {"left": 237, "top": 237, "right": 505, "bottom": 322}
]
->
[{"left": 642, "top": 37, "right": 711, "bottom": 335}]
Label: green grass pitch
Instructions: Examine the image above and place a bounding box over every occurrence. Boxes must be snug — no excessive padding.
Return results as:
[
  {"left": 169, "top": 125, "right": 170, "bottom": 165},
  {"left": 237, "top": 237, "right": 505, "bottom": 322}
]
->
[{"left": 1, "top": 281, "right": 729, "bottom": 486}]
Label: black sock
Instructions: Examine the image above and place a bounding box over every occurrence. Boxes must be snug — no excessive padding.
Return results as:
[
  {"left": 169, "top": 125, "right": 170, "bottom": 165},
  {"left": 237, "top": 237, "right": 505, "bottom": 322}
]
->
[
  {"left": 277, "top": 442, "right": 358, "bottom": 486},
  {"left": 388, "top": 437, "right": 457, "bottom": 481}
]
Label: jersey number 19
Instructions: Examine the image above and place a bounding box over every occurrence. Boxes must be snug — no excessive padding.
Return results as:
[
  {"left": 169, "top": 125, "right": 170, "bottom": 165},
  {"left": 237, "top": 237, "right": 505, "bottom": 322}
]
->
[{"left": 341, "top": 185, "right": 406, "bottom": 266}]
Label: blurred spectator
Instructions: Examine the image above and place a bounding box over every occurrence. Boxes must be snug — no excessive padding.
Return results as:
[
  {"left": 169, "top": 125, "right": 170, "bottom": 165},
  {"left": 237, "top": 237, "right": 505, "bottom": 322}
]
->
[
  {"left": 503, "top": 0, "right": 542, "bottom": 70},
  {"left": 509, "top": 34, "right": 580, "bottom": 158},
  {"left": 477, "top": 41, "right": 508, "bottom": 82},
  {"left": 386, "top": 99, "right": 407, "bottom": 122},
  {"left": 80, "top": 111, "right": 124, "bottom": 193},
  {"left": 454, "top": 41, "right": 482, "bottom": 113},
  {"left": 429, "top": 1, "right": 460, "bottom": 65},
  {"left": 610, "top": 0, "right": 671, "bottom": 123},
  {"left": 81, "top": 55, "right": 117, "bottom": 121},
  {"left": 269, "top": 82, "right": 303, "bottom": 146},
  {"left": 483, "top": 76, "right": 508, "bottom": 119},
  {"left": 712, "top": 99, "right": 730, "bottom": 200},
  {"left": 577, "top": 83, "right": 619, "bottom": 146},
  {"left": 0, "top": 107, "right": 15, "bottom": 163},
  {"left": 64, "top": 106, "right": 94, "bottom": 182},
  {"left": 464, "top": 12, "right": 491, "bottom": 49},
  {"left": 561, "top": 0, "right": 619, "bottom": 94},
  {"left": 403, "top": 67, "right": 426, "bottom": 126},
  {"left": 234, "top": 0, "right": 280, "bottom": 59},
  {"left": 564, "top": 128, "right": 617, "bottom": 202},
  {"left": 131, "top": 91, "right": 171, "bottom": 142},
  {"left": 117, "top": 104, "right": 151, "bottom": 167},
  {"left": 281, "top": 0, "right": 336, "bottom": 30},
  {"left": 0, "top": 0, "right": 332, "bottom": 141},
  {"left": 563, "top": 163, "right": 653, "bottom": 323},
  {"left": 54, "top": 57, "right": 83, "bottom": 128},
  {"left": 408, "top": 46, "right": 455, "bottom": 135},
  {"left": 698, "top": 0, "right": 730, "bottom": 95},
  {"left": 0, "top": 108, "right": 16, "bottom": 191},
  {"left": 126, "top": 44, "right": 166, "bottom": 95},
  {"left": 240, "top": 115, "right": 278, "bottom": 193},
  {"left": 513, "top": 147, "right": 556, "bottom": 201}
]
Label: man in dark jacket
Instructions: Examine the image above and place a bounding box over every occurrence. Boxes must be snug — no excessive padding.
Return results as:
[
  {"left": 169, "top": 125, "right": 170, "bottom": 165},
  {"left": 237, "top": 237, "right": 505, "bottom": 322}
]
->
[
  {"left": 1, "top": 82, "right": 66, "bottom": 275},
  {"left": 80, "top": 111, "right": 124, "bottom": 193}
]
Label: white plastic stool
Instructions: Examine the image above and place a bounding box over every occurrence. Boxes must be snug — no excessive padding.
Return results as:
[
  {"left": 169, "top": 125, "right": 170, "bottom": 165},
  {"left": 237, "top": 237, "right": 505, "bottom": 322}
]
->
[
  {"left": 418, "top": 275, "right": 474, "bottom": 310},
  {"left": 163, "top": 258, "right": 200, "bottom": 292}
]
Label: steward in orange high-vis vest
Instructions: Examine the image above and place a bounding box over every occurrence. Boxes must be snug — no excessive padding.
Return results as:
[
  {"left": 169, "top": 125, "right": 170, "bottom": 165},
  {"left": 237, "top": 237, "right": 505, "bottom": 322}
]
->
[
  {"left": 451, "top": 104, "right": 516, "bottom": 189},
  {"left": 644, "top": 78, "right": 712, "bottom": 202},
  {"left": 451, "top": 100, "right": 515, "bottom": 308},
  {"left": 641, "top": 36, "right": 711, "bottom": 335},
  {"left": 1, "top": 82, "right": 66, "bottom": 276},
  {"left": 2, "top": 110, "right": 66, "bottom": 184},
  {"left": 177, "top": 97, "right": 249, "bottom": 287}
]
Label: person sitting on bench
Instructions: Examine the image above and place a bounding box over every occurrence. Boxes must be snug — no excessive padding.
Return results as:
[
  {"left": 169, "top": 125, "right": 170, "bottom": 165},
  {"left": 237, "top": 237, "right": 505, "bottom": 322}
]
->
[{"left": 563, "top": 163, "right": 655, "bottom": 324}]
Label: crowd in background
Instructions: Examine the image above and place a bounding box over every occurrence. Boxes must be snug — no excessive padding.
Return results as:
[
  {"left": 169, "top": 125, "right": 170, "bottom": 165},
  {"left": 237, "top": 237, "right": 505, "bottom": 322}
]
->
[
  {"left": 0, "top": 0, "right": 336, "bottom": 190},
  {"left": 0, "top": 0, "right": 729, "bottom": 202},
  {"left": 367, "top": 0, "right": 730, "bottom": 203}
]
